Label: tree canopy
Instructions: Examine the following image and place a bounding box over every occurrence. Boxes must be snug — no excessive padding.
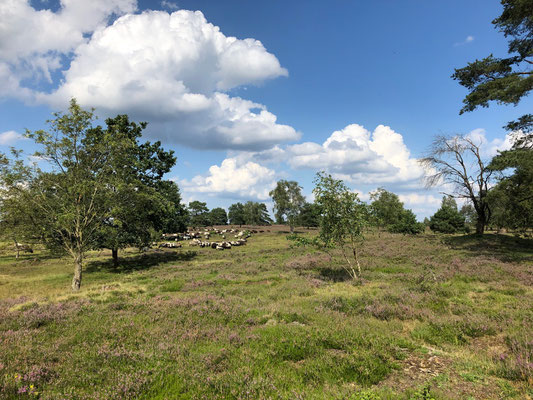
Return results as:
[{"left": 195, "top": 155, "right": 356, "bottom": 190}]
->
[
  {"left": 188, "top": 201, "right": 210, "bottom": 227},
  {"left": 429, "top": 196, "right": 466, "bottom": 234},
  {"left": 452, "top": 0, "right": 533, "bottom": 143},
  {"left": 0, "top": 99, "right": 184, "bottom": 290},
  {"left": 269, "top": 180, "right": 305, "bottom": 232}
]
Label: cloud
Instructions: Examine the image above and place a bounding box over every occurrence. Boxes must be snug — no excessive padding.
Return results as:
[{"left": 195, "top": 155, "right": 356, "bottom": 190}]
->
[
  {"left": 0, "top": 130, "right": 26, "bottom": 145},
  {"left": 398, "top": 193, "right": 441, "bottom": 207},
  {"left": 0, "top": 3, "right": 297, "bottom": 151},
  {"left": 180, "top": 157, "right": 276, "bottom": 200},
  {"left": 160, "top": 0, "right": 179, "bottom": 10},
  {"left": 282, "top": 124, "right": 425, "bottom": 186},
  {"left": 465, "top": 128, "right": 513, "bottom": 157},
  {"left": 454, "top": 35, "right": 474, "bottom": 46},
  {"left": 0, "top": 0, "right": 136, "bottom": 88}
]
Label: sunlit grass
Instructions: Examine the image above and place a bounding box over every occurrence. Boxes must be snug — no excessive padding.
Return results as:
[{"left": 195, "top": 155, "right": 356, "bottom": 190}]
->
[{"left": 0, "top": 229, "right": 532, "bottom": 399}]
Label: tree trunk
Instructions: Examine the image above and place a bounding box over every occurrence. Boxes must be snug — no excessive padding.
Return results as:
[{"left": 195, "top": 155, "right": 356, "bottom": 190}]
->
[
  {"left": 72, "top": 253, "right": 83, "bottom": 291},
  {"left": 112, "top": 248, "right": 118, "bottom": 267},
  {"left": 290, "top": 224, "right": 294, "bottom": 233},
  {"left": 14, "top": 240, "right": 19, "bottom": 259},
  {"left": 476, "top": 217, "right": 485, "bottom": 235}
]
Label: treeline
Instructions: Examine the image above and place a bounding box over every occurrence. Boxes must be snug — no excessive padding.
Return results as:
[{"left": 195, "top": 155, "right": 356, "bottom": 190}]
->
[{"left": 186, "top": 200, "right": 272, "bottom": 226}]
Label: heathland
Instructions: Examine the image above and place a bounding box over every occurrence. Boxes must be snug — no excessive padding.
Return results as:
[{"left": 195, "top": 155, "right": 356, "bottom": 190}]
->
[{"left": 0, "top": 227, "right": 532, "bottom": 399}]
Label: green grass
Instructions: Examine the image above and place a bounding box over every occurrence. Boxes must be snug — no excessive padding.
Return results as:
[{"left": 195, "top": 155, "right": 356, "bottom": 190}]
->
[{"left": 0, "top": 229, "right": 532, "bottom": 399}]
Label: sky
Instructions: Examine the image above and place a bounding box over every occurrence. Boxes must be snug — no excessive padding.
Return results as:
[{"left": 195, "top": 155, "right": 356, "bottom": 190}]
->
[{"left": 1, "top": 0, "right": 531, "bottom": 218}]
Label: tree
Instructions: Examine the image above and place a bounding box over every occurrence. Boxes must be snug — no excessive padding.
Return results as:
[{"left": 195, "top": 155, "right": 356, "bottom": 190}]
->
[
  {"left": 290, "top": 172, "right": 368, "bottom": 280},
  {"left": 228, "top": 202, "right": 245, "bottom": 226},
  {"left": 368, "top": 188, "right": 423, "bottom": 234},
  {"left": 188, "top": 201, "right": 210, "bottom": 227},
  {"left": 298, "top": 202, "right": 321, "bottom": 228},
  {"left": 242, "top": 201, "right": 272, "bottom": 225},
  {"left": 0, "top": 100, "right": 183, "bottom": 290},
  {"left": 488, "top": 148, "right": 533, "bottom": 232},
  {"left": 429, "top": 196, "right": 466, "bottom": 234},
  {"left": 0, "top": 100, "right": 114, "bottom": 290},
  {"left": 156, "top": 180, "right": 189, "bottom": 234},
  {"left": 419, "top": 135, "right": 494, "bottom": 234},
  {"left": 369, "top": 188, "right": 405, "bottom": 230},
  {"left": 269, "top": 180, "right": 305, "bottom": 232},
  {"left": 459, "top": 203, "right": 477, "bottom": 226},
  {"left": 0, "top": 153, "right": 41, "bottom": 258},
  {"left": 209, "top": 207, "right": 228, "bottom": 226},
  {"left": 452, "top": 0, "right": 533, "bottom": 144},
  {"left": 388, "top": 209, "right": 425, "bottom": 235},
  {"left": 91, "top": 114, "right": 182, "bottom": 265}
]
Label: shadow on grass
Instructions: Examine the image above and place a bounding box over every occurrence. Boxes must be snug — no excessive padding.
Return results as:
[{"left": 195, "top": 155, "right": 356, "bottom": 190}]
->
[
  {"left": 443, "top": 233, "right": 533, "bottom": 263},
  {"left": 318, "top": 266, "right": 353, "bottom": 282},
  {"left": 86, "top": 250, "right": 197, "bottom": 274}
]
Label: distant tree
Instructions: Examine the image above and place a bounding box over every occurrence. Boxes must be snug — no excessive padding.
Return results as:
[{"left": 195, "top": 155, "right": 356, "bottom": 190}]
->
[
  {"left": 209, "top": 207, "right": 228, "bottom": 226},
  {"left": 429, "top": 196, "right": 466, "bottom": 234},
  {"left": 452, "top": 0, "right": 533, "bottom": 145},
  {"left": 298, "top": 202, "right": 321, "bottom": 228},
  {"left": 269, "top": 180, "right": 306, "bottom": 232},
  {"left": 0, "top": 153, "right": 40, "bottom": 258},
  {"left": 388, "top": 209, "right": 424, "bottom": 235},
  {"left": 419, "top": 135, "right": 494, "bottom": 234},
  {"left": 188, "top": 201, "right": 210, "bottom": 227},
  {"left": 156, "top": 180, "right": 189, "bottom": 234},
  {"left": 242, "top": 201, "right": 272, "bottom": 225},
  {"left": 369, "top": 188, "right": 422, "bottom": 234},
  {"left": 459, "top": 203, "right": 477, "bottom": 227},
  {"left": 488, "top": 148, "right": 533, "bottom": 233},
  {"left": 369, "top": 188, "right": 405, "bottom": 229},
  {"left": 228, "top": 202, "right": 245, "bottom": 226}
]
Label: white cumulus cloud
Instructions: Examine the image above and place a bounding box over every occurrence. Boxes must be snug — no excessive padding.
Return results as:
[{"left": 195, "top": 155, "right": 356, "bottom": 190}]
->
[
  {"left": 180, "top": 157, "right": 276, "bottom": 200},
  {"left": 0, "top": 0, "right": 136, "bottom": 88},
  {"left": 0, "top": 130, "right": 26, "bottom": 145},
  {"left": 286, "top": 124, "right": 425, "bottom": 185},
  {"left": 1, "top": 4, "right": 297, "bottom": 151},
  {"left": 465, "top": 128, "right": 513, "bottom": 157}
]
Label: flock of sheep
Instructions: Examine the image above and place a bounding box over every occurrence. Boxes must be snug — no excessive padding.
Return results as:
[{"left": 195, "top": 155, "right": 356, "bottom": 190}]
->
[{"left": 158, "top": 228, "right": 256, "bottom": 250}]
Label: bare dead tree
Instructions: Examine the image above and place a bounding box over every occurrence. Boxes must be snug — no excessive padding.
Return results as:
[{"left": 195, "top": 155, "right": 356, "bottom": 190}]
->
[{"left": 419, "top": 135, "right": 494, "bottom": 234}]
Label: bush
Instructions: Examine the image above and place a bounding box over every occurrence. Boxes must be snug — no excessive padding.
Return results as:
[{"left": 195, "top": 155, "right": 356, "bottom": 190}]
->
[
  {"left": 388, "top": 209, "right": 424, "bottom": 234},
  {"left": 429, "top": 197, "right": 465, "bottom": 233}
]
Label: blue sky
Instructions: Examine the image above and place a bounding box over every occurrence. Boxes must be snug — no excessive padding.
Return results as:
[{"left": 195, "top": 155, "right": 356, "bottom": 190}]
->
[{"left": 1, "top": 0, "right": 531, "bottom": 218}]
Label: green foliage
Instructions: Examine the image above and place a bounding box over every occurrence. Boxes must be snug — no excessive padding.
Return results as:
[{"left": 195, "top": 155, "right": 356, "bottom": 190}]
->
[
  {"left": 488, "top": 148, "right": 533, "bottom": 232},
  {"left": 269, "top": 180, "right": 305, "bottom": 231},
  {"left": 369, "top": 188, "right": 404, "bottom": 229},
  {"left": 452, "top": 0, "right": 533, "bottom": 140},
  {"left": 228, "top": 202, "right": 245, "bottom": 225},
  {"left": 459, "top": 203, "right": 477, "bottom": 227},
  {"left": 188, "top": 201, "right": 210, "bottom": 227},
  {"left": 208, "top": 207, "right": 228, "bottom": 226},
  {"left": 388, "top": 209, "right": 424, "bottom": 235},
  {"left": 91, "top": 114, "right": 185, "bottom": 256},
  {"left": 0, "top": 99, "right": 183, "bottom": 290},
  {"left": 312, "top": 172, "right": 368, "bottom": 279},
  {"left": 369, "top": 188, "right": 423, "bottom": 234},
  {"left": 429, "top": 196, "right": 465, "bottom": 234},
  {"left": 242, "top": 201, "right": 272, "bottom": 225},
  {"left": 297, "top": 202, "right": 321, "bottom": 228},
  {"left": 351, "top": 391, "right": 381, "bottom": 400}
]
